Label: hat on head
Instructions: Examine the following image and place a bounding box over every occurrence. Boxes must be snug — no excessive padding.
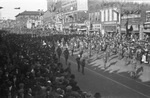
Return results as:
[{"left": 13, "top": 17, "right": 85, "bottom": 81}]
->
[
  {"left": 94, "top": 92, "right": 101, "bottom": 98},
  {"left": 66, "top": 85, "right": 72, "bottom": 90}
]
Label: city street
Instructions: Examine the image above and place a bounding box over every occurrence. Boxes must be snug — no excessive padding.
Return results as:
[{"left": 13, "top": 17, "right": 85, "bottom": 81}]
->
[
  {"left": 1, "top": 0, "right": 150, "bottom": 98},
  {"left": 61, "top": 52, "right": 150, "bottom": 98}
]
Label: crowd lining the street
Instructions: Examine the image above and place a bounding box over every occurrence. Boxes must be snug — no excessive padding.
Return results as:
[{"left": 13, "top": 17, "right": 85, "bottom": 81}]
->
[
  {"left": 0, "top": 30, "right": 101, "bottom": 98},
  {"left": 1, "top": 29, "right": 150, "bottom": 98}
]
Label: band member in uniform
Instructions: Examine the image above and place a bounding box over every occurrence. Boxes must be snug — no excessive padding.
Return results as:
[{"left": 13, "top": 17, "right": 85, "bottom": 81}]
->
[
  {"left": 103, "top": 52, "right": 108, "bottom": 69},
  {"left": 130, "top": 56, "right": 137, "bottom": 78},
  {"left": 76, "top": 55, "right": 81, "bottom": 72}
]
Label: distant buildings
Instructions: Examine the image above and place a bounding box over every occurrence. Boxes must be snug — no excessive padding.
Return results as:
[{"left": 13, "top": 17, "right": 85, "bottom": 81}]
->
[
  {"left": 15, "top": 10, "right": 43, "bottom": 29},
  {"left": 40, "top": 0, "right": 150, "bottom": 35}
]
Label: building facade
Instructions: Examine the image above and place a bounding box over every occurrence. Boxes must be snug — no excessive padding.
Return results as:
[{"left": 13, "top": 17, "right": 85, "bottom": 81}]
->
[
  {"left": 60, "top": 0, "right": 88, "bottom": 33},
  {"left": 46, "top": 0, "right": 150, "bottom": 37},
  {"left": 142, "top": 5, "right": 150, "bottom": 36},
  {"left": 15, "top": 11, "right": 43, "bottom": 29}
]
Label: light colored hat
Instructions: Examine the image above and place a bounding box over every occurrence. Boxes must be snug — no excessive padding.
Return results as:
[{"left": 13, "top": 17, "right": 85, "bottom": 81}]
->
[
  {"left": 78, "top": 55, "right": 80, "bottom": 57},
  {"left": 66, "top": 85, "right": 72, "bottom": 90}
]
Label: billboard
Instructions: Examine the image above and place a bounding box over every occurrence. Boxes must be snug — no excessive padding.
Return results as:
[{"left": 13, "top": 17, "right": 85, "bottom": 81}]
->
[{"left": 77, "top": 0, "right": 88, "bottom": 11}]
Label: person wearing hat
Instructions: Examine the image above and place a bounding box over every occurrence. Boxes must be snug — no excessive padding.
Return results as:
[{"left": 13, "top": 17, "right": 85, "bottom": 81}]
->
[
  {"left": 94, "top": 92, "right": 101, "bottom": 98},
  {"left": 76, "top": 55, "right": 81, "bottom": 72}
]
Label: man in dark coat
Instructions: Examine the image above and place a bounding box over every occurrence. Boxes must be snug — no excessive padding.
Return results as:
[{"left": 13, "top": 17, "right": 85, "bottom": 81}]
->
[
  {"left": 57, "top": 46, "right": 62, "bottom": 60},
  {"left": 76, "top": 55, "right": 81, "bottom": 72},
  {"left": 63, "top": 48, "right": 69, "bottom": 65}
]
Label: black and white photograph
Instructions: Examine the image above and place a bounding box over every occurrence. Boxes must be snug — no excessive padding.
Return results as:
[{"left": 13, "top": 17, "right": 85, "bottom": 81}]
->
[{"left": 0, "top": 0, "right": 150, "bottom": 98}]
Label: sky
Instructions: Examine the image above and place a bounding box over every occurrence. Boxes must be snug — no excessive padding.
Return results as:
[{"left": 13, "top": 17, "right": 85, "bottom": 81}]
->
[
  {"left": 0, "top": 0, "right": 150, "bottom": 20},
  {"left": 0, "top": 0, "right": 47, "bottom": 20}
]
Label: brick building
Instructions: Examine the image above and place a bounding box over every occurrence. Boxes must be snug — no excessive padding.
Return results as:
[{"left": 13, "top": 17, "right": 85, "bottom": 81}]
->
[{"left": 15, "top": 11, "right": 43, "bottom": 29}]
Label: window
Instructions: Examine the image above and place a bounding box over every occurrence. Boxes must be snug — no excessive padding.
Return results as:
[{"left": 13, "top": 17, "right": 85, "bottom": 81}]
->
[
  {"left": 97, "top": 12, "right": 100, "bottom": 21},
  {"left": 109, "top": 9, "right": 112, "bottom": 21},
  {"left": 91, "top": 13, "right": 94, "bottom": 21},
  {"left": 101, "top": 10, "right": 104, "bottom": 22},
  {"left": 95, "top": 12, "right": 98, "bottom": 21},
  {"left": 105, "top": 9, "right": 108, "bottom": 21}
]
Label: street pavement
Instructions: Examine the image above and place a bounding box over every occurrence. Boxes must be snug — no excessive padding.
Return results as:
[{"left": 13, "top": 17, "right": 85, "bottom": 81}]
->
[{"left": 60, "top": 50, "right": 150, "bottom": 98}]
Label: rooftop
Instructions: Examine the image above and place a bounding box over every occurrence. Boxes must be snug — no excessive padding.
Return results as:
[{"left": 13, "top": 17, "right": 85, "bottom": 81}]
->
[{"left": 15, "top": 11, "right": 43, "bottom": 17}]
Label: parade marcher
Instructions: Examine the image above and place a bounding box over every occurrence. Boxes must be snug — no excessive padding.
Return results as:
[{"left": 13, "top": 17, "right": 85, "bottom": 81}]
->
[
  {"left": 118, "top": 44, "right": 123, "bottom": 60},
  {"left": 57, "top": 46, "right": 62, "bottom": 60},
  {"left": 142, "top": 52, "right": 148, "bottom": 64},
  {"left": 135, "top": 48, "right": 142, "bottom": 64},
  {"left": 81, "top": 58, "right": 86, "bottom": 75},
  {"left": 76, "top": 55, "right": 81, "bottom": 72},
  {"left": 130, "top": 56, "right": 137, "bottom": 78},
  {"left": 103, "top": 52, "right": 108, "bottom": 69},
  {"left": 79, "top": 50, "right": 83, "bottom": 58},
  {"left": 63, "top": 48, "right": 69, "bottom": 65},
  {"left": 124, "top": 47, "right": 130, "bottom": 66}
]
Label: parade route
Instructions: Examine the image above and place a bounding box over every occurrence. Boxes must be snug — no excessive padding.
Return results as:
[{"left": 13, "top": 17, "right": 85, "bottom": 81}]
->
[{"left": 61, "top": 54, "right": 150, "bottom": 98}]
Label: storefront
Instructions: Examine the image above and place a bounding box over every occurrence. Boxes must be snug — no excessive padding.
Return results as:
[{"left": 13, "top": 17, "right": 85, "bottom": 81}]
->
[
  {"left": 102, "top": 22, "right": 118, "bottom": 34},
  {"left": 93, "top": 24, "right": 101, "bottom": 34},
  {"left": 121, "top": 13, "right": 141, "bottom": 33}
]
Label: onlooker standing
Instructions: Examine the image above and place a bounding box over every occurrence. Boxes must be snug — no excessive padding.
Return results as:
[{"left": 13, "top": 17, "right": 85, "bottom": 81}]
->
[{"left": 64, "top": 48, "right": 69, "bottom": 65}]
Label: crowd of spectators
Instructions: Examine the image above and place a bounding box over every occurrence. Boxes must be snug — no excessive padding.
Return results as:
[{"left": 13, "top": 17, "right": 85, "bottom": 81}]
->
[{"left": 0, "top": 30, "right": 101, "bottom": 98}]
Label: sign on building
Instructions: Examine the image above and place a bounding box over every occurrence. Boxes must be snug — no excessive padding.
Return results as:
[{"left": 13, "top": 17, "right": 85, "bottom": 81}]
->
[{"left": 146, "top": 11, "right": 150, "bottom": 22}]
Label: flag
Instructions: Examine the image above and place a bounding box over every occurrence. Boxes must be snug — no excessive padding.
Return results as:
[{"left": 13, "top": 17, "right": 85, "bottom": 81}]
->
[{"left": 14, "top": 7, "right": 20, "bottom": 9}]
